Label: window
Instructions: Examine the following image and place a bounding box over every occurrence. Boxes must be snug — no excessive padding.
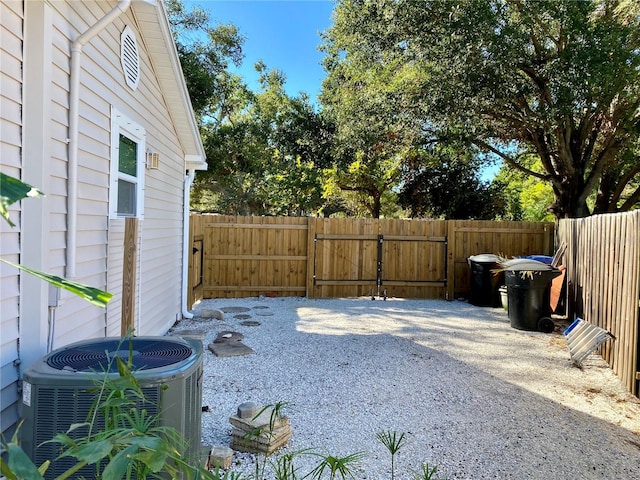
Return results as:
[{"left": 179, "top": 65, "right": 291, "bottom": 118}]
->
[{"left": 110, "top": 107, "right": 145, "bottom": 218}]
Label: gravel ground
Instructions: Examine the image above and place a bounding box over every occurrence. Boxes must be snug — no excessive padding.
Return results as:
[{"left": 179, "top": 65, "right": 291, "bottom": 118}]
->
[{"left": 169, "top": 297, "right": 640, "bottom": 480}]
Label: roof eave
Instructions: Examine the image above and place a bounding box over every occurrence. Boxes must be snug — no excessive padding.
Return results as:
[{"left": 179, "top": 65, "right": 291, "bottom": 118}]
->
[{"left": 132, "top": 0, "right": 207, "bottom": 170}]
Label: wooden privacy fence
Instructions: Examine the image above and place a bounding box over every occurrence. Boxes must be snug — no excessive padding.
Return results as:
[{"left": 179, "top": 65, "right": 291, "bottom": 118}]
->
[
  {"left": 188, "top": 215, "right": 554, "bottom": 304},
  {"left": 557, "top": 211, "right": 640, "bottom": 396}
]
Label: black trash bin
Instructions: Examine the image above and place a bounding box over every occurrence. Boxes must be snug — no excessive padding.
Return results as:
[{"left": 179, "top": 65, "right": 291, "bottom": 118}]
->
[
  {"left": 504, "top": 259, "right": 561, "bottom": 332},
  {"left": 468, "top": 254, "right": 504, "bottom": 307}
]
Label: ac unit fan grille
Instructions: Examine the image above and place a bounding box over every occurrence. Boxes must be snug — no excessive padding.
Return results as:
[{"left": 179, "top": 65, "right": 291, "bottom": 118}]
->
[
  {"left": 33, "top": 386, "right": 160, "bottom": 477},
  {"left": 46, "top": 338, "right": 193, "bottom": 372}
]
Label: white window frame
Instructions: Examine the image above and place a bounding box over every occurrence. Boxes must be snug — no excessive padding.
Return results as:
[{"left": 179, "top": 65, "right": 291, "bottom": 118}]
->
[{"left": 109, "top": 106, "right": 145, "bottom": 219}]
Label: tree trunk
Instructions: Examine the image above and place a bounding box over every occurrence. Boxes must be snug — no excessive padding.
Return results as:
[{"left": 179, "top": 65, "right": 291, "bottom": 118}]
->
[{"left": 550, "top": 175, "right": 591, "bottom": 219}]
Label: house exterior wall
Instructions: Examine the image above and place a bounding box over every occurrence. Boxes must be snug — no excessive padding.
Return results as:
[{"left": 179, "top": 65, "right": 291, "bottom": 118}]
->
[
  {"left": 0, "top": 0, "right": 24, "bottom": 437},
  {"left": 0, "top": 0, "right": 195, "bottom": 438},
  {"left": 43, "top": 0, "right": 186, "bottom": 343}
]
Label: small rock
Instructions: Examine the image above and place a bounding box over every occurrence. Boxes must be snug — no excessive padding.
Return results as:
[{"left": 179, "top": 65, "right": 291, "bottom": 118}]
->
[
  {"left": 201, "top": 309, "right": 224, "bottom": 320},
  {"left": 208, "top": 446, "right": 233, "bottom": 470},
  {"left": 237, "top": 401, "right": 259, "bottom": 419},
  {"left": 213, "top": 331, "right": 244, "bottom": 343}
]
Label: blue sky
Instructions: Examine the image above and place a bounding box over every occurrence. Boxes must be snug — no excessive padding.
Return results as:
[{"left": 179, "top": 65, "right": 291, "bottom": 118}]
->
[
  {"left": 185, "top": 1, "right": 500, "bottom": 179},
  {"left": 191, "top": 0, "right": 336, "bottom": 101}
]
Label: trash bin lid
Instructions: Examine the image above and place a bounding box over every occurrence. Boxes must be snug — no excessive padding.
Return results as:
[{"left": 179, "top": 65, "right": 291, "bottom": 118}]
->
[
  {"left": 468, "top": 253, "right": 501, "bottom": 263},
  {"left": 520, "top": 255, "right": 553, "bottom": 265},
  {"left": 503, "top": 258, "right": 556, "bottom": 271}
]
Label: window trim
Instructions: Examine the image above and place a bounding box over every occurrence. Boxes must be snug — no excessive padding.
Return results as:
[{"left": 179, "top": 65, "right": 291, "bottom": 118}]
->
[{"left": 109, "top": 107, "right": 145, "bottom": 219}]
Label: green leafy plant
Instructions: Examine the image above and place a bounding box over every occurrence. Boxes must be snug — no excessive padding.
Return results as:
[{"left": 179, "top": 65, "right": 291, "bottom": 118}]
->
[
  {"left": 0, "top": 423, "right": 50, "bottom": 480},
  {"left": 210, "top": 467, "right": 247, "bottom": 480},
  {"left": 376, "top": 430, "right": 406, "bottom": 480},
  {"left": 412, "top": 462, "right": 447, "bottom": 480},
  {"left": 269, "top": 448, "right": 315, "bottom": 480},
  {"left": 0, "top": 172, "right": 112, "bottom": 307},
  {"left": 243, "top": 401, "right": 290, "bottom": 480},
  {"left": 309, "top": 451, "right": 366, "bottom": 480}
]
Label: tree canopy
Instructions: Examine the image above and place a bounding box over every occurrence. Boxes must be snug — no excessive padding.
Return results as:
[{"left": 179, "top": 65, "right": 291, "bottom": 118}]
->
[
  {"left": 321, "top": 0, "right": 640, "bottom": 219},
  {"left": 169, "top": 1, "right": 333, "bottom": 215}
]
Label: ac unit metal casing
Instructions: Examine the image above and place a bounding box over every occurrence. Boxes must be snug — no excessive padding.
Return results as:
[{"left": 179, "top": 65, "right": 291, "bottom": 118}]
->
[{"left": 20, "top": 336, "right": 203, "bottom": 479}]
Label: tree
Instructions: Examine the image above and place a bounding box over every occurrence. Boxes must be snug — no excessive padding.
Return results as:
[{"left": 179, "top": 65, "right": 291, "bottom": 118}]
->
[
  {"left": 166, "top": 0, "right": 245, "bottom": 121},
  {"left": 323, "top": 0, "right": 640, "bottom": 219},
  {"left": 193, "top": 62, "right": 330, "bottom": 215},
  {"left": 320, "top": 13, "right": 428, "bottom": 218},
  {"left": 398, "top": 145, "right": 508, "bottom": 219},
  {"left": 493, "top": 157, "right": 556, "bottom": 221}
]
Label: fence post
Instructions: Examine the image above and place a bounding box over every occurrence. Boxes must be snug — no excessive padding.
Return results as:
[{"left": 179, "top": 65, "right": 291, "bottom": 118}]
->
[
  {"left": 121, "top": 217, "right": 138, "bottom": 335},
  {"left": 306, "top": 217, "right": 317, "bottom": 299},
  {"left": 446, "top": 220, "right": 456, "bottom": 301}
]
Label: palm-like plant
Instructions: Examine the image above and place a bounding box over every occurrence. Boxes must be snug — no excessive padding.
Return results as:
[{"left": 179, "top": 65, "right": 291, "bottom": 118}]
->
[
  {"left": 309, "top": 451, "right": 366, "bottom": 480},
  {"left": 412, "top": 462, "right": 446, "bottom": 480},
  {"left": 376, "top": 430, "right": 406, "bottom": 480}
]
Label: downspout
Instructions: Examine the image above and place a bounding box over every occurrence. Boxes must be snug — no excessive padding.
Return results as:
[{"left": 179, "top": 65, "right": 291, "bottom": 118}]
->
[
  {"left": 67, "top": 0, "right": 131, "bottom": 278},
  {"left": 182, "top": 170, "right": 196, "bottom": 319}
]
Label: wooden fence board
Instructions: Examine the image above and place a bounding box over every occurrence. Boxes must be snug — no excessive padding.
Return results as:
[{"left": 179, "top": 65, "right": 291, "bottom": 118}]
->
[{"left": 557, "top": 211, "right": 639, "bottom": 396}]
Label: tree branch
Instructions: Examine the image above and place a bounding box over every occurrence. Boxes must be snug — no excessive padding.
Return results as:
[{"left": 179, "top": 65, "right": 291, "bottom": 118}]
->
[
  {"left": 611, "top": 164, "right": 640, "bottom": 206},
  {"left": 619, "top": 184, "right": 640, "bottom": 212},
  {"left": 472, "top": 139, "right": 548, "bottom": 180}
]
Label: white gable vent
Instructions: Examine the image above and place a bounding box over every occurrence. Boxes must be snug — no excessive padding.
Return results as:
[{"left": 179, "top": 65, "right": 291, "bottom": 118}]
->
[{"left": 120, "top": 26, "right": 140, "bottom": 90}]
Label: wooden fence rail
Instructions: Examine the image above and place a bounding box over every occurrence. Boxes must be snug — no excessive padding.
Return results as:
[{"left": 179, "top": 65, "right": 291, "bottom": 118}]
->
[
  {"left": 188, "top": 215, "right": 554, "bottom": 303},
  {"left": 557, "top": 211, "right": 640, "bottom": 396}
]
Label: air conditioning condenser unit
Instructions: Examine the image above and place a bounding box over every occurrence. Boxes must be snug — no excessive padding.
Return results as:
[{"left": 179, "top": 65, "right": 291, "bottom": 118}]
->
[{"left": 20, "top": 336, "right": 203, "bottom": 479}]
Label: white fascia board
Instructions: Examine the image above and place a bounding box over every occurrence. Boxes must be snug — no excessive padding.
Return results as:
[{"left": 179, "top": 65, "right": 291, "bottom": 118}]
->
[{"left": 133, "top": 0, "right": 207, "bottom": 167}]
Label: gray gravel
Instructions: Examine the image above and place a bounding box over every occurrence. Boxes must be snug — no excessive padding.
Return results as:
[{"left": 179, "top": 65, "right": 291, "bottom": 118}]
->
[{"left": 170, "top": 297, "right": 640, "bottom": 479}]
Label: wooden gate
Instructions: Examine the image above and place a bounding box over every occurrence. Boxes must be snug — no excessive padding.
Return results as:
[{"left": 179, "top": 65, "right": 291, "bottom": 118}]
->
[{"left": 308, "top": 218, "right": 448, "bottom": 299}]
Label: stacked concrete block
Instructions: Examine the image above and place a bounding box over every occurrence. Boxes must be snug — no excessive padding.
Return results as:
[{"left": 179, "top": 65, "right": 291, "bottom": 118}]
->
[
  {"left": 208, "top": 446, "right": 234, "bottom": 470},
  {"left": 229, "top": 402, "right": 291, "bottom": 455}
]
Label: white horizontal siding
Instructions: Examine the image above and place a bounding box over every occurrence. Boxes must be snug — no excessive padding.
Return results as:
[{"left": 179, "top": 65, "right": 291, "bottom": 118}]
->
[
  {"left": 24, "top": 1, "right": 107, "bottom": 354},
  {"left": 100, "top": 6, "right": 188, "bottom": 336},
  {"left": 0, "top": 0, "right": 23, "bottom": 439},
  {"left": 106, "top": 220, "right": 125, "bottom": 336},
  {"left": 19, "top": 0, "right": 195, "bottom": 349}
]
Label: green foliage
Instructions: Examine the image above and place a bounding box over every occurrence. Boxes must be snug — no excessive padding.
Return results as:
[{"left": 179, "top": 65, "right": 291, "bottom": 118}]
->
[
  {"left": 398, "top": 145, "right": 508, "bottom": 219},
  {"left": 269, "top": 449, "right": 316, "bottom": 480},
  {"left": 0, "top": 172, "right": 44, "bottom": 227},
  {"left": 194, "top": 62, "right": 330, "bottom": 216},
  {"left": 376, "top": 430, "right": 406, "bottom": 480},
  {"left": 166, "top": 0, "right": 244, "bottom": 120},
  {"left": 0, "top": 424, "right": 49, "bottom": 480},
  {"left": 0, "top": 172, "right": 112, "bottom": 307},
  {"left": 309, "top": 451, "right": 366, "bottom": 480},
  {"left": 412, "top": 463, "right": 446, "bottom": 480},
  {"left": 493, "top": 157, "right": 555, "bottom": 221},
  {"left": 322, "top": 0, "right": 640, "bottom": 218},
  {"left": 320, "top": 21, "right": 422, "bottom": 218},
  {"left": 0, "top": 258, "right": 112, "bottom": 307},
  {"left": 3, "top": 396, "right": 447, "bottom": 480}
]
